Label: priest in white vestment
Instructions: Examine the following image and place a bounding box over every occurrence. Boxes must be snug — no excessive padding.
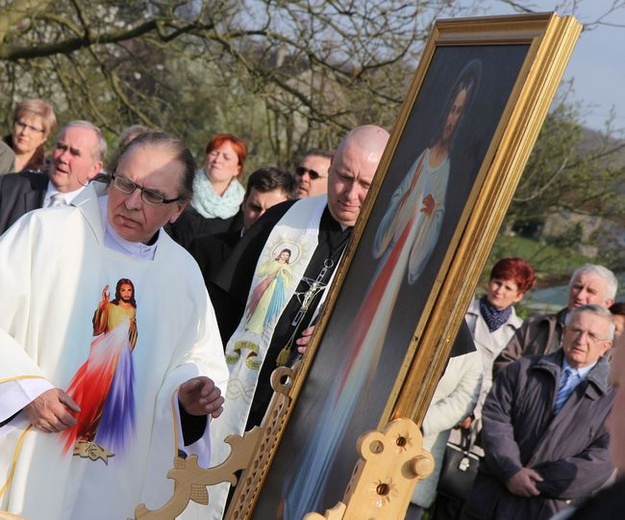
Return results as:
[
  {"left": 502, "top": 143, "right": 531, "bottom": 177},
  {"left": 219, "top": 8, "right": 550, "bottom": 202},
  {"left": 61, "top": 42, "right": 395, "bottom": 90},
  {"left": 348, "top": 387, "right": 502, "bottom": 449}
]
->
[{"left": 0, "top": 131, "right": 228, "bottom": 520}]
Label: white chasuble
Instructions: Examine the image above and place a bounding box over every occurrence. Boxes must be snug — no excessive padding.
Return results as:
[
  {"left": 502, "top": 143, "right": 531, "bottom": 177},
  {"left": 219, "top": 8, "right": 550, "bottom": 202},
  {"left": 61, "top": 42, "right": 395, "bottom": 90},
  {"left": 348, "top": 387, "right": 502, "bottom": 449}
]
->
[{"left": 0, "top": 185, "right": 228, "bottom": 520}]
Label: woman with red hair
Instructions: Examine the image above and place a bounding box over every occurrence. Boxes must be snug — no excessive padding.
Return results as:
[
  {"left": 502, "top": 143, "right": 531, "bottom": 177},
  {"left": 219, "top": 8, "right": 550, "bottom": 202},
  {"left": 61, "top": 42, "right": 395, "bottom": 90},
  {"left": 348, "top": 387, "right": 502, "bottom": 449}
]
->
[
  {"left": 193, "top": 134, "right": 247, "bottom": 217},
  {"left": 429, "top": 258, "right": 536, "bottom": 519},
  {"left": 168, "top": 133, "right": 248, "bottom": 247},
  {"left": 464, "top": 257, "right": 536, "bottom": 422}
]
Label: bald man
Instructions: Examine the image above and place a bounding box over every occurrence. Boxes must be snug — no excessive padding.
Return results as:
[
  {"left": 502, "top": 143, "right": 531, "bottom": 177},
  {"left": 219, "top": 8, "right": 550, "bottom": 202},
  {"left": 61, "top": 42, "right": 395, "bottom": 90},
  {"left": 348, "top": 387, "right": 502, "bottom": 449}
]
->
[
  {"left": 211, "top": 125, "right": 389, "bottom": 429},
  {"left": 204, "top": 125, "right": 389, "bottom": 518}
]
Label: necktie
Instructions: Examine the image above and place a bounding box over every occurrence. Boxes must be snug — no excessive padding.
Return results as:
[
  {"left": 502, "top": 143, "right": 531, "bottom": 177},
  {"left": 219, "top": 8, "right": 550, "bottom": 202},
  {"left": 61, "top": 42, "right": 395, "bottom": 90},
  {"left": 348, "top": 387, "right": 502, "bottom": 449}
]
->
[
  {"left": 554, "top": 367, "right": 579, "bottom": 413},
  {"left": 48, "top": 193, "right": 67, "bottom": 207}
]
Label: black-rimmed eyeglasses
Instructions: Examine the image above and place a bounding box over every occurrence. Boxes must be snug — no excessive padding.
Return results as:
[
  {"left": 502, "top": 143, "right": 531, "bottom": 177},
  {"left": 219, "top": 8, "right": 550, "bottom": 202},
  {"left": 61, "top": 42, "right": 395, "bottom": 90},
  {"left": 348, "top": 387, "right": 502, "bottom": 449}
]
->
[
  {"left": 295, "top": 166, "right": 327, "bottom": 181},
  {"left": 111, "top": 173, "right": 183, "bottom": 206}
]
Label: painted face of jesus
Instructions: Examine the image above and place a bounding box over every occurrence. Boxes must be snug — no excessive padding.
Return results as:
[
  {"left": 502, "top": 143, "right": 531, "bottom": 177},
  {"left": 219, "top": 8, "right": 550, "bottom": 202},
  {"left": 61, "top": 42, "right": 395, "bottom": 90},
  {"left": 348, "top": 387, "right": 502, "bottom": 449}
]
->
[
  {"left": 442, "top": 87, "right": 468, "bottom": 143},
  {"left": 119, "top": 284, "right": 133, "bottom": 302}
]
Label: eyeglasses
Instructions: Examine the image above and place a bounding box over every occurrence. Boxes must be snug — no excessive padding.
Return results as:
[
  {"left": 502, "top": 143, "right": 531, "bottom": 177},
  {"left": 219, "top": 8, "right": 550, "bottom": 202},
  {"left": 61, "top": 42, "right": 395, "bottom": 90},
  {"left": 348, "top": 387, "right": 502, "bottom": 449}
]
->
[
  {"left": 111, "top": 173, "right": 183, "bottom": 206},
  {"left": 295, "top": 166, "right": 327, "bottom": 181},
  {"left": 14, "top": 121, "right": 45, "bottom": 134},
  {"left": 567, "top": 326, "right": 612, "bottom": 344}
]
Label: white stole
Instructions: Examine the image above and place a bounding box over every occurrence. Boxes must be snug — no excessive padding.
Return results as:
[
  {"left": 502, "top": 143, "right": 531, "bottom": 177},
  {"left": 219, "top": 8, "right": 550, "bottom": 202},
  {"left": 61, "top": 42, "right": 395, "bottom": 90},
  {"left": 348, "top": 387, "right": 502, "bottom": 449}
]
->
[{"left": 206, "top": 196, "right": 326, "bottom": 519}]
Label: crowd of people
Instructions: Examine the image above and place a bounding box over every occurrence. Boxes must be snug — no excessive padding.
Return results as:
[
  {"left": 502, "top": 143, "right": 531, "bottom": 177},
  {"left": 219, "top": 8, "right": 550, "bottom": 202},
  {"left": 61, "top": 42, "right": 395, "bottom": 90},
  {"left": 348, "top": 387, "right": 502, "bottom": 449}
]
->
[
  {"left": 0, "top": 97, "right": 623, "bottom": 520},
  {"left": 407, "top": 262, "right": 625, "bottom": 520}
]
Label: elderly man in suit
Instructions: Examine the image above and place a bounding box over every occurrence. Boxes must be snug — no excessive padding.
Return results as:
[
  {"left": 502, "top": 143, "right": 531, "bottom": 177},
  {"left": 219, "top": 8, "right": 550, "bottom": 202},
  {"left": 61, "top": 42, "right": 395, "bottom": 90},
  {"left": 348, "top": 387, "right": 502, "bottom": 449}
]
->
[
  {"left": 550, "top": 319, "right": 625, "bottom": 520},
  {"left": 0, "top": 120, "right": 105, "bottom": 234},
  {"left": 462, "top": 304, "right": 616, "bottom": 520}
]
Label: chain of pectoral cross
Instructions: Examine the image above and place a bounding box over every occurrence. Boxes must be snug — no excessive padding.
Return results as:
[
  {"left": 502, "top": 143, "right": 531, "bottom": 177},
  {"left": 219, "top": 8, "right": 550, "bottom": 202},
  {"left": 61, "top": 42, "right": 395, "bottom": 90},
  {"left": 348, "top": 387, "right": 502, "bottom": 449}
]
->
[
  {"left": 291, "top": 258, "right": 335, "bottom": 328},
  {"left": 275, "top": 224, "right": 352, "bottom": 367},
  {"left": 275, "top": 257, "right": 337, "bottom": 367}
]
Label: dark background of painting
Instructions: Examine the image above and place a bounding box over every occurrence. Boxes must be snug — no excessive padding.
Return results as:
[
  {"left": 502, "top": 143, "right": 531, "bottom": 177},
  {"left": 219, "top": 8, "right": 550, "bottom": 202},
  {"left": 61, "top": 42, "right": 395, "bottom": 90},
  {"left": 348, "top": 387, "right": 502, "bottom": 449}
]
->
[{"left": 251, "top": 43, "right": 529, "bottom": 519}]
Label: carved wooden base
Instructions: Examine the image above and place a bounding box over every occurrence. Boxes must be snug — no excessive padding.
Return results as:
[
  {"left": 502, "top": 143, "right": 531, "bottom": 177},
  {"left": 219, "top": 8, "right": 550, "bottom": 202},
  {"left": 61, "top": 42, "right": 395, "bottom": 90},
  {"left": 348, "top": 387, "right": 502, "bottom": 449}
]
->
[{"left": 304, "top": 418, "right": 434, "bottom": 520}]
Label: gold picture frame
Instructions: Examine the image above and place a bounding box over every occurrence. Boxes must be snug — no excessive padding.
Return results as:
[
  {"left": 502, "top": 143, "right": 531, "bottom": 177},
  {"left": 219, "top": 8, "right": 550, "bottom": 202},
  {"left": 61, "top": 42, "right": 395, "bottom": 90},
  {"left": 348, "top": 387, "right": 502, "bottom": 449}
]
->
[
  {"left": 237, "top": 12, "right": 581, "bottom": 520},
  {"left": 119, "top": 11, "right": 582, "bottom": 520}
]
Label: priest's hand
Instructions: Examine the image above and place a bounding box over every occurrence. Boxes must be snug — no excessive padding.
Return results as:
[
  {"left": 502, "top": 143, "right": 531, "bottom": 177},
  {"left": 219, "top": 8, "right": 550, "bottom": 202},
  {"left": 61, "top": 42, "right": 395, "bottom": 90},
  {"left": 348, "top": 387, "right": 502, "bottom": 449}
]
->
[
  {"left": 506, "top": 467, "right": 543, "bottom": 497},
  {"left": 24, "top": 388, "right": 80, "bottom": 433},
  {"left": 179, "top": 376, "right": 224, "bottom": 419},
  {"left": 296, "top": 326, "right": 315, "bottom": 355}
]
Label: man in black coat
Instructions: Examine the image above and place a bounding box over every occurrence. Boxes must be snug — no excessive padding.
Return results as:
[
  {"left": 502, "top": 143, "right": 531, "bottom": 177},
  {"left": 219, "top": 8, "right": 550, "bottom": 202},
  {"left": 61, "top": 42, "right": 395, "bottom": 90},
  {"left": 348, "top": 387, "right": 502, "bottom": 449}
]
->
[
  {"left": 0, "top": 121, "right": 105, "bottom": 235},
  {"left": 212, "top": 125, "right": 390, "bottom": 430},
  {"left": 188, "top": 166, "right": 297, "bottom": 287},
  {"left": 462, "top": 304, "right": 616, "bottom": 520},
  {"left": 189, "top": 167, "right": 297, "bottom": 343}
]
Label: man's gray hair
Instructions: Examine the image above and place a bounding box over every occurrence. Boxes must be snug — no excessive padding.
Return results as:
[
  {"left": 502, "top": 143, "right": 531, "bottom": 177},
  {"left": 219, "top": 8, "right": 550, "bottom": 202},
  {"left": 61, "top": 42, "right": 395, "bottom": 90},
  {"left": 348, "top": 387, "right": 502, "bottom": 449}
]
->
[
  {"left": 566, "top": 304, "right": 616, "bottom": 341},
  {"left": 569, "top": 264, "right": 618, "bottom": 301},
  {"left": 59, "top": 120, "right": 107, "bottom": 162}
]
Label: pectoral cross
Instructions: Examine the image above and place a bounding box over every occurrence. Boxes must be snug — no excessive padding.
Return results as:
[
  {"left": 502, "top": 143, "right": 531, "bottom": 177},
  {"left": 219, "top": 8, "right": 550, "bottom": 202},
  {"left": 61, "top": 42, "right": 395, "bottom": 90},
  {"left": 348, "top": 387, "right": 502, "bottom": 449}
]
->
[
  {"left": 291, "top": 259, "right": 334, "bottom": 327},
  {"left": 276, "top": 258, "right": 335, "bottom": 367}
]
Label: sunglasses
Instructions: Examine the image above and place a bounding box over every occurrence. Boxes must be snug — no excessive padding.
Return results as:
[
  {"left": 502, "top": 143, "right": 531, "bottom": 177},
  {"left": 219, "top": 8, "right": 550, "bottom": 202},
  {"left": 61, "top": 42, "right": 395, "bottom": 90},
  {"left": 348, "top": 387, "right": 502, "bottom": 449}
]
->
[{"left": 295, "top": 166, "right": 327, "bottom": 181}]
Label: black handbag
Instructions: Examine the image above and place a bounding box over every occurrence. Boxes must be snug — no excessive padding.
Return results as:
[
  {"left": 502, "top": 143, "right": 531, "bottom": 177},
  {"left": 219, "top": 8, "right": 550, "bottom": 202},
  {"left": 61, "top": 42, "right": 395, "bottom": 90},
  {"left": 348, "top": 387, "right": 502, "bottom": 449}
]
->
[{"left": 436, "top": 428, "right": 481, "bottom": 502}]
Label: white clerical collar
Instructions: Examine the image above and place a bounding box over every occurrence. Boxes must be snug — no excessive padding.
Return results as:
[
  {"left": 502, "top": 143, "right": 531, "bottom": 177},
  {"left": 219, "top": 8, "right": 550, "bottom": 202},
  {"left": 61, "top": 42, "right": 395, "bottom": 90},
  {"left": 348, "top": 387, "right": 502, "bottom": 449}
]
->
[
  {"left": 98, "top": 195, "right": 159, "bottom": 260},
  {"left": 44, "top": 185, "right": 85, "bottom": 207}
]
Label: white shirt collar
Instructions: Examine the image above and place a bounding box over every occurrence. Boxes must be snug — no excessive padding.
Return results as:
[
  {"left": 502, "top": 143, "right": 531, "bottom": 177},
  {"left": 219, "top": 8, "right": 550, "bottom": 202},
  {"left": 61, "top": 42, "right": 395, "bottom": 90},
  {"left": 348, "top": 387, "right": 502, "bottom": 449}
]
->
[
  {"left": 562, "top": 357, "right": 596, "bottom": 380},
  {"left": 44, "top": 185, "right": 85, "bottom": 207}
]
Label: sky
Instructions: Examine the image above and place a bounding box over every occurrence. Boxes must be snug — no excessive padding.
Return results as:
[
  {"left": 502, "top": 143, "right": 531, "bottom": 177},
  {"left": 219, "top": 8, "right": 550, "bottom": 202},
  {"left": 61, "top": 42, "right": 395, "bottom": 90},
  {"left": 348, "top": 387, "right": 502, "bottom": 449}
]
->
[{"left": 485, "top": 1, "right": 625, "bottom": 133}]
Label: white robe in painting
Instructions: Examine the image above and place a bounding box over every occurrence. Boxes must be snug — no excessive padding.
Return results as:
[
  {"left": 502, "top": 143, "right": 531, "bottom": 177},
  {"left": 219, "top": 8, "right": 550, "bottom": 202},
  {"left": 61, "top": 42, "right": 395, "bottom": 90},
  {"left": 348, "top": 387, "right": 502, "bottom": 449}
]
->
[
  {"left": 281, "top": 147, "right": 450, "bottom": 518},
  {"left": 0, "top": 184, "right": 228, "bottom": 520}
]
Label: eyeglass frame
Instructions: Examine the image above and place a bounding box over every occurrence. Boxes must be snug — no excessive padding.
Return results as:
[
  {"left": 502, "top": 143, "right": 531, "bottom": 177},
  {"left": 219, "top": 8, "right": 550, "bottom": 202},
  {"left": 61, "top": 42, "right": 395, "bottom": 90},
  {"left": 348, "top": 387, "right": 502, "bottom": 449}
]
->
[
  {"left": 295, "top": 166, "right": 327, "bottom": 181},
  {"left": 110, "top": 173, "right": 183, "bottom": 206},
  {"left": 565, "top": 325, "right": 613, "bottom": 345},
  {"left": 14, "top": 120, "right": 45, "bottom": 134}
]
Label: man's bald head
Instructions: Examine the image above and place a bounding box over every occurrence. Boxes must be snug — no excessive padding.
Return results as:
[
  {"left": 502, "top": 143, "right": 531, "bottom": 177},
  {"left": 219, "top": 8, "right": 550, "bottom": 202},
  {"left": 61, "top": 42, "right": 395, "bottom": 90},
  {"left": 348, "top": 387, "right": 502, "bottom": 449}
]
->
[{"left": 327, "top": 125, "right": 390, "bottom": 227}]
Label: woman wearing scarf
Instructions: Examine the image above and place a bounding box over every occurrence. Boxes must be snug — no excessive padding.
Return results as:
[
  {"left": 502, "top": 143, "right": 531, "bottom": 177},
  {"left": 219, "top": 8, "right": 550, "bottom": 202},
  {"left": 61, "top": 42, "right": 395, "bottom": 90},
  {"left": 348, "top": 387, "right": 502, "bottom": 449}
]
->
[
  {"left": 462, "top": 257, "right": 536, "bottom": 430},
  {"left": 168, "top": 133, "right": 247, "bottom": 247},
  {"left": 424, "top": 258, "right": 536, "bottom": 520}
]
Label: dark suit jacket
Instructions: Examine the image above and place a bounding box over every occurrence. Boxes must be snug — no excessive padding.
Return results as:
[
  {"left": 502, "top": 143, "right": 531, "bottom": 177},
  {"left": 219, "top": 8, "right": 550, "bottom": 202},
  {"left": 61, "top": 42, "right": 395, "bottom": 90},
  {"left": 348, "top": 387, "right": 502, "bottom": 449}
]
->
[
  {"left": 188, "top": 230, "right": 243, "bottom": 287},
  {"left": 0, "top": 171, "right": 48, "bottom": 235},
  {"left": 166, "top": 206, "right": 244, "bottom": 249},
  {"left": 188, "top": 230, "right": 244, "bottom": 345}
]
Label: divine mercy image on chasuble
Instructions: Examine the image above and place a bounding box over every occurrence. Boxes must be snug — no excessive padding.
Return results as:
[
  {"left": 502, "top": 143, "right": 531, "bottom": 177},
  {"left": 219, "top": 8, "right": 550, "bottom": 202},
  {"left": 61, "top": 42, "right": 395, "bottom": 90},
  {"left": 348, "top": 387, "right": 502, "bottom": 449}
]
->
[{"left": 61, "top": 278, "right": 138, "bottom": 463}]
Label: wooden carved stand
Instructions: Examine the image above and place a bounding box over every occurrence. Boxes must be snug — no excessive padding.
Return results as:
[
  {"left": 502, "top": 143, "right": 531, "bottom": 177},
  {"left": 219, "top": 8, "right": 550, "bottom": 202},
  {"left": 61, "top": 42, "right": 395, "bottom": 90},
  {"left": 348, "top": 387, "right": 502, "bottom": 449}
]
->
[
  {"left": 304, "top": 418, "right": 434, "bottom": 520},
  {"left": 132, "top": 362, "right": 434, "bottom": 520}
]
